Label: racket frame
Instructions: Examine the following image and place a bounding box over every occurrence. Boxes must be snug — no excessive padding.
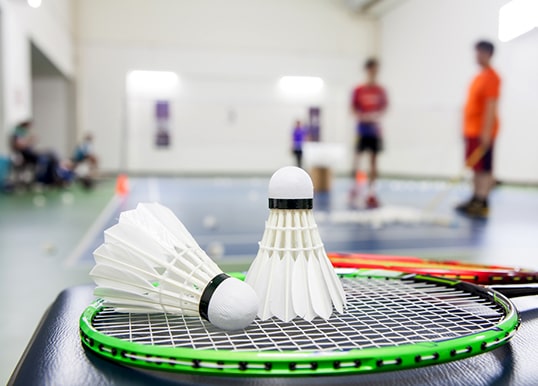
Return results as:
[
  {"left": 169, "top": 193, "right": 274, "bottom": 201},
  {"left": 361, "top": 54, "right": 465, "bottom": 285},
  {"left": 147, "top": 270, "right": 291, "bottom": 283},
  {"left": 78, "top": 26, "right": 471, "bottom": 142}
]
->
[
  {"left": 329, "top": 252, "right": 538, "bottom": 285},
  {"left": 80, "top": 270, "right": 519, "bottom": 377}
]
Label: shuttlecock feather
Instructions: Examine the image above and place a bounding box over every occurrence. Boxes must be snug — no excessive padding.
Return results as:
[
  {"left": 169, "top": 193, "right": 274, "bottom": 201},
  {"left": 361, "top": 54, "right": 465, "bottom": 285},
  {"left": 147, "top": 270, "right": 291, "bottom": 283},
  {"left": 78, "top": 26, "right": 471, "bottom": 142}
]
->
[
  {"left": 90, "top": 202, "right": 259, "bottom": 331},
  {"left": 245, "top": 166, "right": 346, "bottom": 322}
]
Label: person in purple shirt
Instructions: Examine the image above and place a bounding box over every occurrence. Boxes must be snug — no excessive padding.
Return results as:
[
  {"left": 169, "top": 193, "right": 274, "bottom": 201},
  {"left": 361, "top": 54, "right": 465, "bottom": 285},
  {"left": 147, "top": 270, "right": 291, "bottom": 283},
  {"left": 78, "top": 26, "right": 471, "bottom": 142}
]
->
[{"left": 291, "top": 120, "right": 308, "bottom": 168}]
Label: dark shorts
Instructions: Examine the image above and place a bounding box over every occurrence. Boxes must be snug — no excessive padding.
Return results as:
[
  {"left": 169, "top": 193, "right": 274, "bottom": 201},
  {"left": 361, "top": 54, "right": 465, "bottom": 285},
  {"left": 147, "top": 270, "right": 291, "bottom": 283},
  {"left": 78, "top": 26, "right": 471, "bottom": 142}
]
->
[
  {"left": 20, "top": 149, "right": 39, "bottom": 164},
  {"left": 356, "top": 136, "right": 382, "bottom": 154},
  {"left": 465, "top": 137, "right": 494, "bottom": 172}
]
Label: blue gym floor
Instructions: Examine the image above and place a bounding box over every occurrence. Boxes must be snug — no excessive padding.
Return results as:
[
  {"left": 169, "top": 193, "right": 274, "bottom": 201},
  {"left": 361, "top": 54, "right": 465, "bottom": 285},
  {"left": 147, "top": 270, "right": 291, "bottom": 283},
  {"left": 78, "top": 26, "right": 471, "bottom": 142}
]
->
[
  {"left": 71, "top": 177, "right": 538, "bottom": 268},
  {"left": 1, "top": 176, "right": 538, "bottom": 383}
]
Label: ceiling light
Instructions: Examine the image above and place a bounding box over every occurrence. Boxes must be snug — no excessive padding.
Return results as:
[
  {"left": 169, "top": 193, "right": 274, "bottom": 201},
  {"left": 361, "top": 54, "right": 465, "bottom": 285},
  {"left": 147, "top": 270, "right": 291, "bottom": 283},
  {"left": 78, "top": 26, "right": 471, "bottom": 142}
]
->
[
  {"left": 278, "top": 76, "right": 324, "bottom": 97},
  {"left": 27, "top": 0, "right": 42, "bottom": 9}
]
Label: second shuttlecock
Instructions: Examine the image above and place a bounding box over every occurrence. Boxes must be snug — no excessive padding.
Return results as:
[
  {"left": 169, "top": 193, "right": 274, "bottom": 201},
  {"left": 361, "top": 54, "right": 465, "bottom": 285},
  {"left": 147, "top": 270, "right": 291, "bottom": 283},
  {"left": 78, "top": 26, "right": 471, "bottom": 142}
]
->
[
  {"left": 245, "top": 166, "right": 346, "bottom": 322},
  {"left": 90, "top": 202, "right": 259, "bottom": 331}
]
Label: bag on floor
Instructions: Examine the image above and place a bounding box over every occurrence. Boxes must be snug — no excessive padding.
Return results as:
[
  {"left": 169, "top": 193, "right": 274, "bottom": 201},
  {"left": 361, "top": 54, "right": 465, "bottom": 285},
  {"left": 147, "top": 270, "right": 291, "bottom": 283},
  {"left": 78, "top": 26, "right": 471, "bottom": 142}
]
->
[
  {"left": 35, "top": 153, "right": 59, "bottom": 185},
  {"left": 0, "top": 155, "right": 10, "bottom": 189}
]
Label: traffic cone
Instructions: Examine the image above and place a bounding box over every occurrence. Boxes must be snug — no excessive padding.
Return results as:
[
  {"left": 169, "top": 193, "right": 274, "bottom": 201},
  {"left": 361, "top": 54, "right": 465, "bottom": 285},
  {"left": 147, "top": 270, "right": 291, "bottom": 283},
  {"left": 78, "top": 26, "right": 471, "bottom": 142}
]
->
[
  {"left": 355, "top": 170, "right": 368, "bottom": 184},
  {"left": 349, "top": 171, "right": 368, "bottom": 208},
  {"left": 115, "top": 173, "right": 129, "bottom": 196}
]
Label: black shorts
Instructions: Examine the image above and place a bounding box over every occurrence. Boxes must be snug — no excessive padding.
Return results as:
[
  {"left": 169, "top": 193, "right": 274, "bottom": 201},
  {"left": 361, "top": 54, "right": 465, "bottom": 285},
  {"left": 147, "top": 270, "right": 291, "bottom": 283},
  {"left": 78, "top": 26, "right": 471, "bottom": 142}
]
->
[{"left": 356, "top": 136, "right": 382, "bottom": 154}]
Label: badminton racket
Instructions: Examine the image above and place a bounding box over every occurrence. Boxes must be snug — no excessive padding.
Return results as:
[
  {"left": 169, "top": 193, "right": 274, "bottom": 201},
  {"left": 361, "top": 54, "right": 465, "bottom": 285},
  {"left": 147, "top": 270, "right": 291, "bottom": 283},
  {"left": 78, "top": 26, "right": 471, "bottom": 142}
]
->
[
  {"left": 328, "top": 252, "right": 538, "bottom": 285},
  {"left": 424, "top": 145, "right": 485, "bottom": 212},
  {"left": 80, "top": 270, "right": 532, "bottom": 377}
]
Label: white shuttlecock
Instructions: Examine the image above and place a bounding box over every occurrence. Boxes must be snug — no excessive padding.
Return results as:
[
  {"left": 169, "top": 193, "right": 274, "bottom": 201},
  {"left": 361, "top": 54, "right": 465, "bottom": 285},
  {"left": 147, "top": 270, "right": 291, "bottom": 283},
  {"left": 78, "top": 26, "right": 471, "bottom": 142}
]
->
[
  {"left": 245, "top": 166, "right": 346, "bottom": 322},
  {"left": 90, "top": 202, "right": 258, "bottom": 331},
  {"left": 202, "top": 215, "right": 218, "bottom": 230}
]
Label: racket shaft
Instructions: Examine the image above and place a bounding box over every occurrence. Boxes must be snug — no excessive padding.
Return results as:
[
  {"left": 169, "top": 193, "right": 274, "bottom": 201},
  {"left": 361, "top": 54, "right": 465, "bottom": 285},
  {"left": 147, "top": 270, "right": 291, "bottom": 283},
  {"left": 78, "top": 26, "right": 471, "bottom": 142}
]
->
[{"left": 490, "top": 284, "right": 538, "bottom": 298}]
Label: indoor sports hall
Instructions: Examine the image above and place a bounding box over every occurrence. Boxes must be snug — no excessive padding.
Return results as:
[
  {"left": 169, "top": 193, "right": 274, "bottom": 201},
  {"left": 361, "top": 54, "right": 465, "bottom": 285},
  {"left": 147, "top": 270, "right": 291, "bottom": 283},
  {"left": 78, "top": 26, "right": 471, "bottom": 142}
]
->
[{"left": 1, "top": 1, "right": 537, "bottom": 385}]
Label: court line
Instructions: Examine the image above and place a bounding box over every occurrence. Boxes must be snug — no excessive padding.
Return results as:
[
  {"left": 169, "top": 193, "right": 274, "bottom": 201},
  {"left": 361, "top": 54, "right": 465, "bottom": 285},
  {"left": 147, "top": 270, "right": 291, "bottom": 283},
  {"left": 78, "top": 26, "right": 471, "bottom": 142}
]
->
[
  {"left": 63, "top": 194, "right": 122, "bottom": 267},
  {"left": 194, "top": 229, "right": 471, "bottom": 245},
  {"left": 188, "top": 246, "right": 481, "bottom": 263}
]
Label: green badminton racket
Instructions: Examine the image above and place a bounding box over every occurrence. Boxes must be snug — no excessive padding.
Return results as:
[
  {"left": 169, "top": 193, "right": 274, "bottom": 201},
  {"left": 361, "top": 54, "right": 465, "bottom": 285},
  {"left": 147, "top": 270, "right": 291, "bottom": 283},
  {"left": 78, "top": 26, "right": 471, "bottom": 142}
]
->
[{"left": 80, "top": 269, "right": 532, "bottom": 377}]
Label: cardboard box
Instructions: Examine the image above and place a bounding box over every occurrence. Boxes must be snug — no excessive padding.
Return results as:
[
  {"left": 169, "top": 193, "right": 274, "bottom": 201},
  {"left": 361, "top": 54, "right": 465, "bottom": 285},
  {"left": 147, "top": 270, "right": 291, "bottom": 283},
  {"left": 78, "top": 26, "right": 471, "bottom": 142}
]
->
[{"left": 310, "top": 167, "right": 331, "bottom": 193}]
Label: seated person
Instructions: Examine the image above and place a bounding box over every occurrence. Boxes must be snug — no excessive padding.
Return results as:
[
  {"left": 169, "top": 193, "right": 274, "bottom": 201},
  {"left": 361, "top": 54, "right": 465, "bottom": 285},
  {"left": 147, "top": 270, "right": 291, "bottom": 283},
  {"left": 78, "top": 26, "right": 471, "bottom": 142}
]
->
[
  {"left": 72, "top": 133, "right": 98, "bottom": 170},
  {"left": 10, "top": 120, "right": 38, "bottom": 165},
  {"left": 10, "top": 120, "right": 69, "bottom": 187},
  {"left": 72, "top": 133, "right": 98, "bottom": 188}
]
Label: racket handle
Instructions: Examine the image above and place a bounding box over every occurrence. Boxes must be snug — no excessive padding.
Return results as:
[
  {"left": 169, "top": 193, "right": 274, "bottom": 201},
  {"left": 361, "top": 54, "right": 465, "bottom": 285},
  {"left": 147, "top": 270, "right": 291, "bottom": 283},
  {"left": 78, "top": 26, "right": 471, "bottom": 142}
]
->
[
  {"left": 465, "top": 145, "right": 485, "bottom": 169},
  {"left": 489, "top": 284, "right": 538, "bottom": 298},
  {"left": 424, "top": 146, "right": 486, "bottom": 212}
]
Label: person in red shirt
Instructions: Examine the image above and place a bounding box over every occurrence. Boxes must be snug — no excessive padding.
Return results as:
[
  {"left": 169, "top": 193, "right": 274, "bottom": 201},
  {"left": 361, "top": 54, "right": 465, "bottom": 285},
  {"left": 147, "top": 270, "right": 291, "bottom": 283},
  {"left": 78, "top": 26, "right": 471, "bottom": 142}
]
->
[
  {"left": 456, "top": 41, "right": 501, "bottom": 218},
  {"left": 351, "top": 58, "right": 388, "bottom": 208}
]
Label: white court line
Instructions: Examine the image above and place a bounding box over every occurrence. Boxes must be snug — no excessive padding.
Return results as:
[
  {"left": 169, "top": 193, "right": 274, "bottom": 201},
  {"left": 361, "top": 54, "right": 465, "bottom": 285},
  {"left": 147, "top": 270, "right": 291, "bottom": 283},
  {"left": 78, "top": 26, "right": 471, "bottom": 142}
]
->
[
  {"left": 194, "top": 228, "right": 469, "bottom": 246},
  {"left": 64, "top": 195, "right": 122, "bottom": 267},
  {"left": 336, "top": 246, "right": 481, "bottom": 256},
  {"left": 195, "top": 247, "right": 478, "bottom": 263}
]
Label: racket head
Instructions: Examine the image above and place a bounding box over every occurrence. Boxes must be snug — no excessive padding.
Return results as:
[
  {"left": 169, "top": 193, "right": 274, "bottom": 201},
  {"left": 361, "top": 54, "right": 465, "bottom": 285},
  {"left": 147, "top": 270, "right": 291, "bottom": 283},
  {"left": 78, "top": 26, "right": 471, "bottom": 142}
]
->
[
  {"left": 329, "top": 252, "right": 538, "bottom": 285},
  {"left": 80, "top": 270, "right": 519, "bottom": 377}
]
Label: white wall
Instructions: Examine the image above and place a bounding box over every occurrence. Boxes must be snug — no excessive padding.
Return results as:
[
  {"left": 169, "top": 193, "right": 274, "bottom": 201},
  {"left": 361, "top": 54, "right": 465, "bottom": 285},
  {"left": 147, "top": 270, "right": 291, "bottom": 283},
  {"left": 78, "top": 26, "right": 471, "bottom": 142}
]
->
[
  {"left": 0, "top": 0, "right": 74, "bottom": 154},
  {"left": 76, "top": 0, "right": 377, "bottom": 174},
  {"left": 1, "top": 6, "right": 31, "bottom": 149},
  {"left": 10, "top": 0, "right": 74, "bottom": 77},
  {"left": 32, "top": 76, "right": 72, "bottom": 157},
  {"left": 379, "top": 0, "right": 538, "bottom": 183}
]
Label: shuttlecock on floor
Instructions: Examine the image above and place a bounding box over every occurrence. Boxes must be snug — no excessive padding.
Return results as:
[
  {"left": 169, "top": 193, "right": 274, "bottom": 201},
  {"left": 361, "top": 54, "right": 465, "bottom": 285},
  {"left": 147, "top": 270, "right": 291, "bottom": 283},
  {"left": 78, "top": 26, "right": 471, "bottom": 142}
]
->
[
  {"left": 202, "top": 215, "right": 218, "bottom": 230},
  {"left": 245, "top": 166, "right": 346, "bottom": 322},
  {"left": 90, "top": 202, "right": 259, "bottom": 331},
  {"left": 33, "top": 195, "right": 46, "bottom": 207}
]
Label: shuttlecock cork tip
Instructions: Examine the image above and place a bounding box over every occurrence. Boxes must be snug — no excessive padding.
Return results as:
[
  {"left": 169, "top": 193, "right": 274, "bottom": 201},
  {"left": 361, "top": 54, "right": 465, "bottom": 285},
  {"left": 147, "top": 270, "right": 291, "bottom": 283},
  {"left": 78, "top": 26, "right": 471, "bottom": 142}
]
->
[
  {"left": 268, "top": 166, "right": 313, "bottom": 209},
  {"left": 200, "top": 274, "right": 259, "bottom": 330}
]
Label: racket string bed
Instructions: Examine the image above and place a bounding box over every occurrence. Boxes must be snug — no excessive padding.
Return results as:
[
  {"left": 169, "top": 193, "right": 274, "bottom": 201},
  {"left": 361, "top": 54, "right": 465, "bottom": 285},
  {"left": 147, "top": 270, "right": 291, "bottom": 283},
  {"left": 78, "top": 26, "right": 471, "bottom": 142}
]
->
[
  {"left": 82, "top": 274, "right": 519, "bottom": 376},
  {"left": 91, "top": 277, "right": 505, "bottom": 352}
]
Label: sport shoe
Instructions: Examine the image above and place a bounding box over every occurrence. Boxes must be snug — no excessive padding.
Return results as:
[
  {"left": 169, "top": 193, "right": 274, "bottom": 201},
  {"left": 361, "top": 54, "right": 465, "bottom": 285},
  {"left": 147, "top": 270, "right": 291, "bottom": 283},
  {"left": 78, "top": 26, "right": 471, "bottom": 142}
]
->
[
  {"left": 455, "top": 199, "right": 473, "bottom": 212},
  {"left": 462, "top": 201, "right": 489, "bottom": 218},
  {"left": 366, "top": 195, "right": 380, "bottom": 209}
]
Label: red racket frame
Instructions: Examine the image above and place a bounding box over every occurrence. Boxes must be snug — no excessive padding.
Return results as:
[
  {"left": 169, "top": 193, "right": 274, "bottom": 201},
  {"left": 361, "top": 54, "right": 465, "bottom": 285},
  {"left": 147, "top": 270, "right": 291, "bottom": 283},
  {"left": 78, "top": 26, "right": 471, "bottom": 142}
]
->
[{"left": 328, "top": 252, "right": 538, "bottom": 285}]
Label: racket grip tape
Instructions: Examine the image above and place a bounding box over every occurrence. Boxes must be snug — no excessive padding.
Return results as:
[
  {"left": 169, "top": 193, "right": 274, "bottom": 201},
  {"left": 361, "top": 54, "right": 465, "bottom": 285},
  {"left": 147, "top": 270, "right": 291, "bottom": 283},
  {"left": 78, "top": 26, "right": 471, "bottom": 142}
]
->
[{"left": 199, "top": 273, "right": 231, "bottom": 321}]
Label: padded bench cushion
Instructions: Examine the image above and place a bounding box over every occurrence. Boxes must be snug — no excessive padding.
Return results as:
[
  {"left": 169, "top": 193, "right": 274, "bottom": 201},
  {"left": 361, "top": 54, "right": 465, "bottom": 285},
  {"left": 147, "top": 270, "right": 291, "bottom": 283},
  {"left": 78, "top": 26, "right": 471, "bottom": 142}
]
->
[{"left": 8, "top": 285, "right": 538, "bottom": 385}]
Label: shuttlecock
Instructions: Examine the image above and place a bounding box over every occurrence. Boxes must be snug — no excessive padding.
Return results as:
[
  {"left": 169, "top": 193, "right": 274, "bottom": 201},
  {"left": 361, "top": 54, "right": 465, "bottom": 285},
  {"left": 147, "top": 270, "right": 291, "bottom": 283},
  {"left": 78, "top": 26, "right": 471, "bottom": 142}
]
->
[
  {"left": 33, "top": 195, "right": 46, "bottom": 207},
  {"left": 90, "top": 202, "right": 259, "bottom": 331},
  {"left": 245, "top": 166, "right": 346, "bottom": 322},
  {"left": 202, "top": 215, "right": 218, "bottom": 230}
]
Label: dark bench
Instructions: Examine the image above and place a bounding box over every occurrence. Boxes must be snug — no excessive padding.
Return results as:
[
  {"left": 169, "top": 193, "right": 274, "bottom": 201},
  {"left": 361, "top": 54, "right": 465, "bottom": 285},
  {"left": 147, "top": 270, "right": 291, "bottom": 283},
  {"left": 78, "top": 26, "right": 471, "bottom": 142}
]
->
[{"left": 8, "top": 285, "right": 538, "bottom": 385}]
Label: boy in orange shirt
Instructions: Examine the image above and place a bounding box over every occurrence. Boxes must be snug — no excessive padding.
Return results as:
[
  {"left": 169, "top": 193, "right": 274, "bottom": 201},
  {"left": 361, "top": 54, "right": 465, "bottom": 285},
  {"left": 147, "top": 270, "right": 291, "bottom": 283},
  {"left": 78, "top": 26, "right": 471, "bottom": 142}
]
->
[{"left": 456, "top": 41, "right": 501, "bottom": 218}]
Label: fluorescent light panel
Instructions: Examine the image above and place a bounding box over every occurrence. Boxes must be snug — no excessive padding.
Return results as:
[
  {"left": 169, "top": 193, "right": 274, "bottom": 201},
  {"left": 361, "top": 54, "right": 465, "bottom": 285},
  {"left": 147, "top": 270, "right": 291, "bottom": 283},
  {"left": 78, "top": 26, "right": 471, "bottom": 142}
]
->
[
  {"left": 499, "top": 0, "right": 538, "bottom": 42},
  {"left": 127, "top": 71, "right": 178, "bottom": 87},
  {"left": 278, "top": 76, "right": 324, "bottom": 96},
  {"left": 126, "top": 70, "right": 179, "bottom": 96},
  {"left": 27, "top": 0, "right": 42, "bottom": 8}
]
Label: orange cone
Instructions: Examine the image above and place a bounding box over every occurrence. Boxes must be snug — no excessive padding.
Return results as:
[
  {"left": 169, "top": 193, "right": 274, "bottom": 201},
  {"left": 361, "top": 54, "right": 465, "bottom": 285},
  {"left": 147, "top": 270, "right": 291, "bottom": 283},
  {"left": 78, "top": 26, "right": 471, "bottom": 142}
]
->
[
  {"left": 115, "top": 174, "right": 129, "bottom": 196},
  {"left": 355, "top": 171, "right": 368, "bottom": 184}
]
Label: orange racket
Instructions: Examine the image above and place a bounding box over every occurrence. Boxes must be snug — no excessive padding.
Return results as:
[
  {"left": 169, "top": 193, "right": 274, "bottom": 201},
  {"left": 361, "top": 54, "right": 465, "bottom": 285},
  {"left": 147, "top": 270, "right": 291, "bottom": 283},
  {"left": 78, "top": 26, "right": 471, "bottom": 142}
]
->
[{"left": 329, "top": 252, "right": 538, "bottom": 285}]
